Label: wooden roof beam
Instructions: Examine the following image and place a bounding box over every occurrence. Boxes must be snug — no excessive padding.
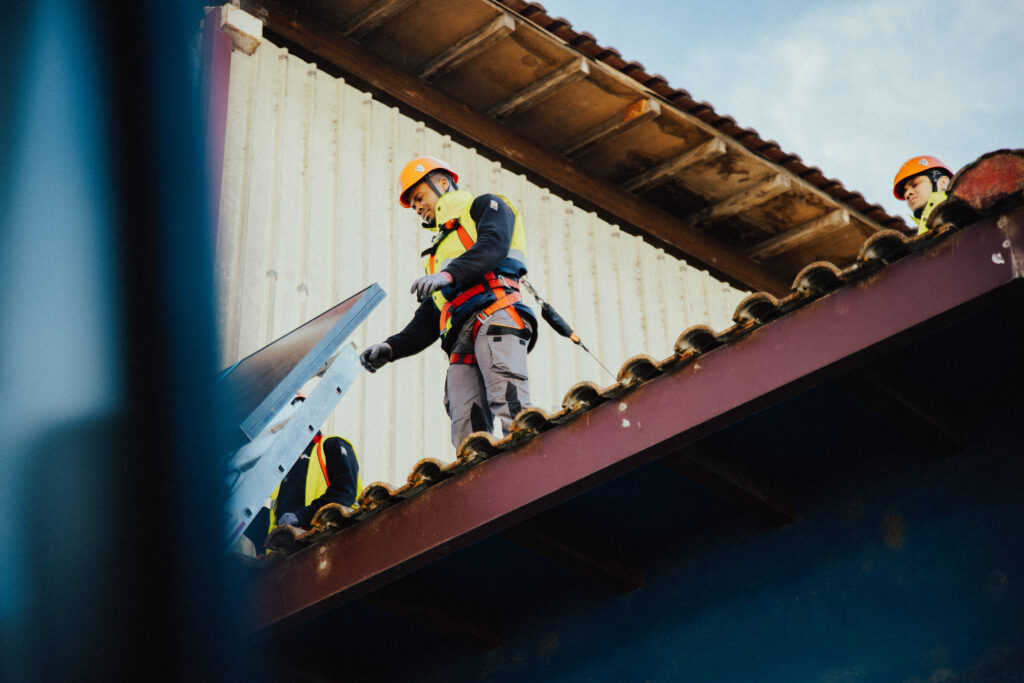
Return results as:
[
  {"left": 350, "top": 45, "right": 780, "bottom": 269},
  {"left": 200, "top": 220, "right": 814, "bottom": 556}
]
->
[
  {"left": 343, "top": 0, "right": 418, "bottom": 41},
  {"left": 623, "top": 137, "right": 727, "bottom": 193},
  {"left": 501, "top": 510, "right": 644, "bottom": 595},
  {"left": 661, "top": 442, "right": 797, "bottom": 528},
  {"left": 488, "top": 57, "right": 590, "bottom": 119},
  {"left": 361, "top": 575, "right": 504, "bottom": 651},
  {"left": 558, "top": 98, "right": 661, "bottom": 158},
  {"left": 685, "top": 173, "right": 792, "bottom": 227},
  {"left": 747, "top": 209, "right": 851, "bottom": 261},
  {"left": 244, "top": 0, "right": 789, "bottom": 294},
  {"left": 836, "top": 362, "right": 966, "bottom": 458},
  {"left": 419, "top": 14, "right": 516, "bottom": 81}
]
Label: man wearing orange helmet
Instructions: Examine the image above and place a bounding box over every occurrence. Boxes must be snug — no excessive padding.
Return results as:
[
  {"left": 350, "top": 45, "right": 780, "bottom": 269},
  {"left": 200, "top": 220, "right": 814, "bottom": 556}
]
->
[
  {"left": 893, "top": 156, "right": 954, "bottom": 234},
  {"left": 359, "top": 157, "right": 537, "bottom": 450}
]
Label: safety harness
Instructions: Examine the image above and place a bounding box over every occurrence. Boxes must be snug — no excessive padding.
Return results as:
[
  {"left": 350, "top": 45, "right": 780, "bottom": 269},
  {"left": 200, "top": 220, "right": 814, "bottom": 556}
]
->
[
  {"left": 312, "top": 432, "right": 330, "bottom": 487},
  {"left": 431, "top": 221, "right": 525, "bottom": 366}
]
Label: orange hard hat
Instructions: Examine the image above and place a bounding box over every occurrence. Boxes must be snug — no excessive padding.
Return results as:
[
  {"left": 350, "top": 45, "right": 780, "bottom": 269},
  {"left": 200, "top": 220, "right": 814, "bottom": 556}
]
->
[
  {"left": 893, "top": 156, "right": 952, "bottom": 199},
  {"left": 397, "top": 156, "right": 459, "bottom": 207}
]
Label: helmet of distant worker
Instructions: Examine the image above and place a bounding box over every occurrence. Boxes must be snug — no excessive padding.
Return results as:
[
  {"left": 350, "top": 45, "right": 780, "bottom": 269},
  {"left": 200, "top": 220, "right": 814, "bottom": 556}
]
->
[
  {"left": 897, "top": 156, "right": 950, "bottom": 211},
  {"left": 892, "top": 156, "right": 953, "bottom": 233}
]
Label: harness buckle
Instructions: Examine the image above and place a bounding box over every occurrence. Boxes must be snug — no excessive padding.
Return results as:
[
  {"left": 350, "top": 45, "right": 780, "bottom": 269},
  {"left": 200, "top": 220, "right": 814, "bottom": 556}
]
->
[{"left": 495, "top": 274, "right": 519, "bottom": 290}]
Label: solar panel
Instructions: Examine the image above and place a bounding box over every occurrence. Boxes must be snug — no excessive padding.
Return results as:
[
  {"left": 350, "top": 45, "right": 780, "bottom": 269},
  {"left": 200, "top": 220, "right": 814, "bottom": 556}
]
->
[
  {"left": 219, "top": 283, "right": 385, "bottom": 443},
  {"left": 220, "top": 283, "right": 385, "bottom": 548}
]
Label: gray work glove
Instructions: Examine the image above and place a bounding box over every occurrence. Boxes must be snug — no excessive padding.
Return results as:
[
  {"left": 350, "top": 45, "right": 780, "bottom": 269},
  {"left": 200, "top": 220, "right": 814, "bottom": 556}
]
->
[
  {"left": 411, "top": 271, "right": 454, "bottom": 302},
  {"left": 275, "top": 512, "right": 299, "bottom": 528},
  {"left": 359, "top": 342, "right": 392, "bottom": 372}
]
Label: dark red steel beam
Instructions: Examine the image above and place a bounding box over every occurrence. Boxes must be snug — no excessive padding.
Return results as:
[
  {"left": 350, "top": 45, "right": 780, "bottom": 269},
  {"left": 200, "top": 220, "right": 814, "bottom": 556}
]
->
[{"left": 248, "top": 209, "right": 1024, "bottom": 636}]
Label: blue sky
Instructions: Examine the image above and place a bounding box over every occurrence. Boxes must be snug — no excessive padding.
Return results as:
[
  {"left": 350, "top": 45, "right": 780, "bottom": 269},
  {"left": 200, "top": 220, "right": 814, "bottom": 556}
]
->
[{"left": 538, "top": 0, "right": 1024, "bottom": 221}]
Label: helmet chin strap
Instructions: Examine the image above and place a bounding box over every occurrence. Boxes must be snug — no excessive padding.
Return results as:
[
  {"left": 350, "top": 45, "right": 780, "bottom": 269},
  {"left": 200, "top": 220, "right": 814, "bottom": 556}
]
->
[
  {"left": 912, "top": 170, "right": 949, "bottom": 218},
  {"left": 424, "top": 172, "right": 457, "bottom": 200},
  {"left": 421, "top": 173, "right": 458, "bottom": 228}
]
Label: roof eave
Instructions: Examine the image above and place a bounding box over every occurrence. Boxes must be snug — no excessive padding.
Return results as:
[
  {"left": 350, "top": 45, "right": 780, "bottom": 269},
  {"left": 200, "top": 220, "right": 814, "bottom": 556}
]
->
[{"left": 248, "top": 205, "right": 1024, "bottom": 637}]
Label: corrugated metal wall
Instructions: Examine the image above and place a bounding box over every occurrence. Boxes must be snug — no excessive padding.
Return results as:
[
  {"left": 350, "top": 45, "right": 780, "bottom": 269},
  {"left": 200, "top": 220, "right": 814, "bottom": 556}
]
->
[{"left": 215, "top": 37, "right": 747, "bottom": 488}]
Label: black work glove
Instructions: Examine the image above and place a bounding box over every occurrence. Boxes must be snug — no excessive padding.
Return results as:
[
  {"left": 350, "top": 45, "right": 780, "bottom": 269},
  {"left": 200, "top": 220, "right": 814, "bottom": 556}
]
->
[
  {"left": 359, "top": 342, "right": 393, "bottom": 372},
  {"left": 411, "top": 271, "right": 454, "bottom": 302},
  {"left": 275, "top": 512, "right": 299, "bottom": 528}
]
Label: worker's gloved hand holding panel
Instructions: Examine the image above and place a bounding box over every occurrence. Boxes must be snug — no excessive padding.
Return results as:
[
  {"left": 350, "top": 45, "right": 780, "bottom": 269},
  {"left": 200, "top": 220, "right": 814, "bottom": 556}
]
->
[
  {"left": 275, "top": 512, "right": 300, "bottom": 528},
  {"left": 359, "top": 342, "right": 393, "bottom": 372},
  {"left": 411, "top": 271, "right": 453, "bottom": 302}
]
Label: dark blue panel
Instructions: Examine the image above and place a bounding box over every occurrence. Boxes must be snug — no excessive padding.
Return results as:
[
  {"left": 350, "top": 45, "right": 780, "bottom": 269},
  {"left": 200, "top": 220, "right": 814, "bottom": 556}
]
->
[{"left": 219, "top": 283, "right": 385, "bottom": 443}]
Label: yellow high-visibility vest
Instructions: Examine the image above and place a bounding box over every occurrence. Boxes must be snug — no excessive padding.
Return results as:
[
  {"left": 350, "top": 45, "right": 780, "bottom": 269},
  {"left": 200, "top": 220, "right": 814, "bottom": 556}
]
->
[
  {"left": 267, "top": 435, "right": 360, "bottom": 530},
  {"left": 913, "top": 190, "right": 948, "bottom": 234},
  {"left": 422, "top": 190, "right": 529, "bottom": 340}
]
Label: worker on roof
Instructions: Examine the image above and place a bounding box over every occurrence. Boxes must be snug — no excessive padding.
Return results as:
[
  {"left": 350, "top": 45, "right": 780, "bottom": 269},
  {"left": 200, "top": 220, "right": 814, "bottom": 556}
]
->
[
  {"left": 359, "top": 156, "right": 537, "bottom": 450},
  {"left": 243, "top": 394, "right": 360, "bottom": 552},
  {"left": 893, "top": 156, "right": 954, "bottom": 234}
]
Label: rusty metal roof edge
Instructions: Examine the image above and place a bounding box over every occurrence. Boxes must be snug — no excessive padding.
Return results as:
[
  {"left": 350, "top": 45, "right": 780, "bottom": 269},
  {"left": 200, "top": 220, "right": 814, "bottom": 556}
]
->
[
  {"left": 247, "top": 204, "right": 1024, "bottom": 634},
  {"left": 255, "top": 210, "right": 994, "bottom": 556},
  {"left": 492, "top": 0, "right": 906, "bottom": 231},
  {"left": 256, "top": 201, "right": 1011, "bottom": 557}
]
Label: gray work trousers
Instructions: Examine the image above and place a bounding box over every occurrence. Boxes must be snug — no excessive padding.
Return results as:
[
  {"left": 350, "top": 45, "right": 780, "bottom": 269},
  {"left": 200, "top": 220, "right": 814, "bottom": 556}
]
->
[{"left": 444, "top": 308, "right": 532, "bottom": 450}]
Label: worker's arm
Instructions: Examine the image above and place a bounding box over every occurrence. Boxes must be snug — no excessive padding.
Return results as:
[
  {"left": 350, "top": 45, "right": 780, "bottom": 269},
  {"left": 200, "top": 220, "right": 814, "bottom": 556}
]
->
[
  {"left": 442, "top": 194, "right": 515, "bottom": 286},
  {"left": 289, "top": 437, "right": 360, "bottom": 527},
  {"left": 384, "top": 298, "right": 441, "bottom": 360}
]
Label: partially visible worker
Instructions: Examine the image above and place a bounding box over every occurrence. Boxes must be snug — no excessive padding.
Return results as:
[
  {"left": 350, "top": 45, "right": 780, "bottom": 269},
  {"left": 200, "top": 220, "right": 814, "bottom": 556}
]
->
[
  {"left": 243, "top": 394, "right": 360, "bottom": 551},
  {"left": 359, "top": 156, "right": 537, "bottom": 449},
  {"left": 893, "top": 155, "right": 954, "bottom": 234}
]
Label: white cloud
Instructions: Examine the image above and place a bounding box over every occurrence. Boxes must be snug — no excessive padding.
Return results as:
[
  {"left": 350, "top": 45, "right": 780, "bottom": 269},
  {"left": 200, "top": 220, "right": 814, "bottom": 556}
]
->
[{"left": 680, "top": 0, "right": 1024, "bottom": 219}]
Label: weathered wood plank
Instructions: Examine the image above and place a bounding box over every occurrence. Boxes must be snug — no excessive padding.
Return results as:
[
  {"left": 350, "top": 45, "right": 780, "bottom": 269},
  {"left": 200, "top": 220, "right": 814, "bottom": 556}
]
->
[
  {"left": 685, "top": 173, "right": 792, "bottom": 226},
  {"left": 488, "top": 57, "right": 589, "bottom": 119},
  {"left": 343, "top": 0, "right": 418, "bottom": 41},
  {"left": 748, "top": 209, "right": 850, "bottom": 260},
  {"left": 559, "top": 98, "right": 661, "bottom": 157},
  {"left": 623, "top": 137, "right": 727, "bottom": 193},
  {"left": 419, "top": 14, "right": 516, "bottom": 81}
]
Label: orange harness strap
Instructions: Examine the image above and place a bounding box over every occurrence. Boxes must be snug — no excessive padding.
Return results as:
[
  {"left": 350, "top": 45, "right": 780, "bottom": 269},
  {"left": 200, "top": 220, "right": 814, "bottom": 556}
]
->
[
  {"left": 471, "top": 291, "right": 524, "bottom": 342},
  {"left": 313, "top": 433, "right": 330, "bottom": 487},
  {"left": 430, "top": 222, "right": 526, "bottom": 362},
  {"left": 456, "top": 225, "right": 475, "bottom": 250},
  {"left": 439, "top": 273, "right": 520, "bottom": 334}
]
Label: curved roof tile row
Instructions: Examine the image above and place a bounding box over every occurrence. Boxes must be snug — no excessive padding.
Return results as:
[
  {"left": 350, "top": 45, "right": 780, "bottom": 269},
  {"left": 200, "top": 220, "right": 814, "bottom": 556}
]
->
[
  {"left": 495, "top": 0, "right": 906, "bottom": 231},
  {"left": 261, "top": 222, "right": 958, "bottom": 556}
]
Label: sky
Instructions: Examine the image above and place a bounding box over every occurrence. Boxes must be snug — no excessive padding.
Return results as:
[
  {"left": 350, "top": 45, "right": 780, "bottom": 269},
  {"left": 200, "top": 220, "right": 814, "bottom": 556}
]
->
[{"left": 538, "top": 0, "right": 1024, "bottom": 221}]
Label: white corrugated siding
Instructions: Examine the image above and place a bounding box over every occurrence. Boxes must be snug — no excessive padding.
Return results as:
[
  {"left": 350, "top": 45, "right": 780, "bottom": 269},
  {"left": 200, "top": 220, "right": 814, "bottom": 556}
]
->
[{"left": 216, "top": 38, "right": 748, "bottom": 488}]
